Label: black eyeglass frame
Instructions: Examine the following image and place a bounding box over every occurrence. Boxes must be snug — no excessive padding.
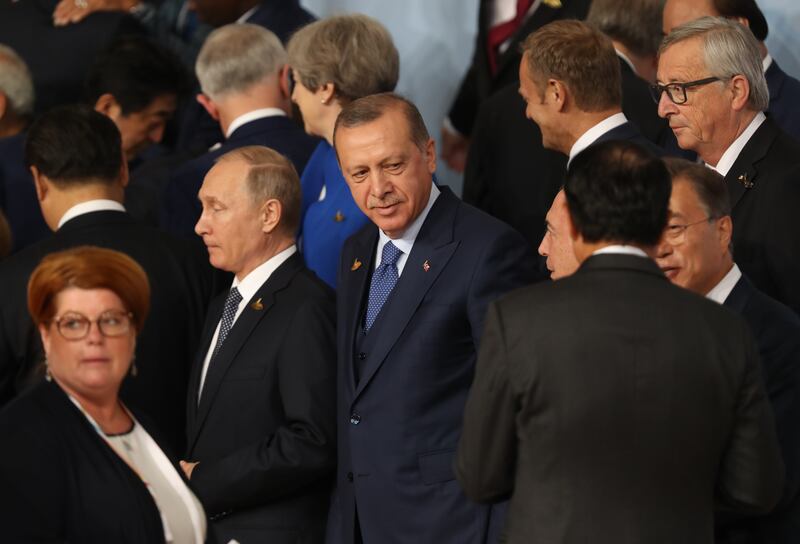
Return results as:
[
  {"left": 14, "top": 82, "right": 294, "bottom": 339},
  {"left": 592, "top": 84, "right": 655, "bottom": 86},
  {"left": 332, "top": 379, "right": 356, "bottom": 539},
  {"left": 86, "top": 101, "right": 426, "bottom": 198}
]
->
[{"left": 649, "top": 76, "right": 722, "bottom": 105}]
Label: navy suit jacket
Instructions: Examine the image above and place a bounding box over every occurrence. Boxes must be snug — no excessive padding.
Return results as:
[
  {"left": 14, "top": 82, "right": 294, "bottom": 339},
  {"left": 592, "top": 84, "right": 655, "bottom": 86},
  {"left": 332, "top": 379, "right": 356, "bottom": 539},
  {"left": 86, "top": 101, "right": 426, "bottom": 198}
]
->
[
  {"left": 589, "top": 121, "right": 664, "bottom": 157},
  {"left": 718, "top": 274, "right": 800, "bottom": 542},
  {"left": 163, "top": 116, "right": 319, "bottom": 238},
  {"left": 765, "top": 60, "right": 800, "bottom": 143},
  {"left": 327, "top": 187, "right": 538, "bottom": 544}
]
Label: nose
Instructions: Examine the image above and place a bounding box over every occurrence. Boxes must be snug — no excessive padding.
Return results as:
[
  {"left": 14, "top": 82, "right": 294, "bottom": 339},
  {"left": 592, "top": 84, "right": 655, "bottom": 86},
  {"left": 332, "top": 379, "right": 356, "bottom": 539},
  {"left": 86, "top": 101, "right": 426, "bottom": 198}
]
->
[
  {"left": 85, "top": 320, "right": 105, "bottom": 343},
  {"left": 538, "top": 231, "right": 551, "bottom": 257},
  {"left": 195, "top": 207, "right": 209, "bottom": 237},
  {"left": 657, "top": 91, "right": 677, "bottom": 119},
  {"left": 368, "top": 170, "right": 392, "bottom": 199}
]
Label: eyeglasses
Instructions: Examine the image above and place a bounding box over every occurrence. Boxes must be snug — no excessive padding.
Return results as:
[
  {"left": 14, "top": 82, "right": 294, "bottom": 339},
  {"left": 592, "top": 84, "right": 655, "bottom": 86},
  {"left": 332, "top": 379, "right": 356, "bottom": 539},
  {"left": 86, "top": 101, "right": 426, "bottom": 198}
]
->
[
  {"left": 663, "top": 217, "right": 713, "bottom": 245},
  {"left": 649, "top": 77, "right": 722, "bottom": 105},
  {"left": 51, "top": 311, "right": 133, "bottom": 340}
]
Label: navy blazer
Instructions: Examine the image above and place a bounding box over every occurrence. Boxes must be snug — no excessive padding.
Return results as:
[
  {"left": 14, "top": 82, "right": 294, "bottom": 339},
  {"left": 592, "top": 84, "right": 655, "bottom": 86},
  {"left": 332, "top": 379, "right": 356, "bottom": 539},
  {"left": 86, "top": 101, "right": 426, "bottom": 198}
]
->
[
  {"left": 163, "top": 116, "right": 319, "bottom": 238},
  {"left": 246, "top": 0, "right": 315, "bottom": 43},
  {"left": 718, "top": 274, "right": 800, "bottom": 542},
  {"left": 765, "top": 60, "right": 800, "bottom": 143},
  {"left": 590, "top": 121, "right": 664, "bottom": 157},
  {"left": 327, "top": 187, "right": 538, "bottom": 544}
]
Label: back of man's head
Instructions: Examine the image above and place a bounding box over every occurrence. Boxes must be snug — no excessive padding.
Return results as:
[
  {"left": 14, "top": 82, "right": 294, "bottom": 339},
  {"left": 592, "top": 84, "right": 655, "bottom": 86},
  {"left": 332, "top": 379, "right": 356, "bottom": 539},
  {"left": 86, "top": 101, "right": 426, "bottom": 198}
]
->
[
  {"left": 25, "top": 104, "right": 122, "bottom": 188},
  {"left": 0, "top": 44, "right": 34, "bottom": 128},
  {"left": 587, "top": 0, "right": 665, "bottom": 58},
  {"left": 521, "top": 20, "right": 622, "bottom": 112},
  {"left": 85, "top": 36, "right": 189, "bottom": 116},
  {"left": 196, "top": 24, "right": 286, "bottom": 102},
  {"left": 565, "top": 140, "right": 670, "bottom": 247}
]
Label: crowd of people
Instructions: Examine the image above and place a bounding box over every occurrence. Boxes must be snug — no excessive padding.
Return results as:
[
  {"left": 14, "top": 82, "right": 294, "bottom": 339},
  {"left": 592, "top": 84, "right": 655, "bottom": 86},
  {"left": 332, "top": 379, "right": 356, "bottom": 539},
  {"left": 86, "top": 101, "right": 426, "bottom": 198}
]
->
[{"left": 0, "top": 0, "right": 798, "bottom": 543}]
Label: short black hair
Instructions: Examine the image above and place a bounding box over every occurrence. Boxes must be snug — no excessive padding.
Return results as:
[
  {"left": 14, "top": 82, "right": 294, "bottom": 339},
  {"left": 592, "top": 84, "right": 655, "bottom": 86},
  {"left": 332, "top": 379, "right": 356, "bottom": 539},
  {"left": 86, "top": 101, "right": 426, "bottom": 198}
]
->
[
  {"left": 564, "top": 140, "right": 670, "bottom": 246},
  {"left": 663, "top": 157, "right": 731, "bottom": 218},
  {"left": 25, "top": 104, "right": 122, "bottom": 186},
  {"left": 713, "top": 0, "right": 769, "bottom": 41},
  {"left": 85, "top": 36, "right": 190, "bottom": 115}
]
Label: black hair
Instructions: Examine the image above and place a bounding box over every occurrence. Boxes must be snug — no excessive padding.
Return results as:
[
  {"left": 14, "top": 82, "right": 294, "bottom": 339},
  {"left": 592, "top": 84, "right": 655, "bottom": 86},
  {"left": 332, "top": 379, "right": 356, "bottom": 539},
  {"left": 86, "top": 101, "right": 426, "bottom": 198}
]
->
[{"left": 714, "top": 0, "right": 769, "bottom": 41}]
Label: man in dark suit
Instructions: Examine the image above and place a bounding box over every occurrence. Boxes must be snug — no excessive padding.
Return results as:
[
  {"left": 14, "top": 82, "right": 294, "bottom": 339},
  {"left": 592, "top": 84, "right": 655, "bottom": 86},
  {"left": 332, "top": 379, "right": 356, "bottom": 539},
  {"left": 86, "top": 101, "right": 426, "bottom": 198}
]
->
[
  {"left": 657, "top": 17, "right": 800, "bottom": 314},
  {"left": 456, "top": 140, "right": 784, "bottom": 543},
  {"left": 0, "top": 105, "right": 214, "bottom": 454},
  {"left": 164, "top": 24, "right": 318, "bottom": 238},
  {"left": 327, "top": 93, "right": 537, "bottom": 543},
  {"left": 182, "top": 145, "right": 336, "bottom": 543},
  {"left": 441, "top": 0, "right": 591, "bottom": 171},
  {"left": 655, "top": 158, "right": 800, "bottom": 542},
  {"left": 663, "top": 0, "right": 800, "bottom": 141}
]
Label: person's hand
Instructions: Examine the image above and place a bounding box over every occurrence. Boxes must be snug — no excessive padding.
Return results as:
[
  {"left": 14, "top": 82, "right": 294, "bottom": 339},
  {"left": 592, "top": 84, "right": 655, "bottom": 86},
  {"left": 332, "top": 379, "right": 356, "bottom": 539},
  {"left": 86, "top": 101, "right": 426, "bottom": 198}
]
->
[
  {"left": 53, "top": 0, "right": 139, "bottom": 26},
  {"left": 180, "top": 460, "right": 199, "bottom": 479},
  {"left": 440, "top": 123, "right": 470, "bottom": 173}
]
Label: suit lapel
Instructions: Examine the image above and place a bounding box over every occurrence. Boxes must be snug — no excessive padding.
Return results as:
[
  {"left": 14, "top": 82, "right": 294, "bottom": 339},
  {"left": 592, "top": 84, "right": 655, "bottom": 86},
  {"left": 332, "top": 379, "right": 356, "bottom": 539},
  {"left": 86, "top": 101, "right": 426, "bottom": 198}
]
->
[
  {"left": 724, "top": 119, "right": 777, "bottom": 209},
  {"left": 185, "top": 294, "right": 225, "bottom": 438},
  {"left": 722, "top": 275, "right": 752, "bottom": 314},
  {"left": 352, "top": 190, "right": 460, "bottom": 401}
]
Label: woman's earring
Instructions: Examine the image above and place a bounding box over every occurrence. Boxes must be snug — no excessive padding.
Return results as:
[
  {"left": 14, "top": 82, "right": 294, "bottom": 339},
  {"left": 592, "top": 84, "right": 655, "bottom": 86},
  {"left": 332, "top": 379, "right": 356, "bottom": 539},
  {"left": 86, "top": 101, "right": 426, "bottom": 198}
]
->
[
  {"left": 44, "top": 358, "right": 52, "bottom": 382},
  {"left": 130, "top": 355, "right": 138, "bottom": 378}
]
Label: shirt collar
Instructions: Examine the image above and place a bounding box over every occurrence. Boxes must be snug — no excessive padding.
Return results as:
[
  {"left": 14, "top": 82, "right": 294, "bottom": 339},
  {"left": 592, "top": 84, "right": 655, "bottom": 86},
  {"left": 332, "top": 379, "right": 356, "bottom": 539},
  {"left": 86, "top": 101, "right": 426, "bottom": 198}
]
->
[
  {"left": 57, "top": 199, "right": 126, "bottom": 229},
  {"left": 615, "top": 49, "right": 636, "bottom": 75},
  {"left": 231, "top": 245, "right": 297, "bottom": 303},
  {"left": 706, "top": 112, "right": 766, "bottom": 176},
  {"left": 376, "top": 183, "right": 440, "bottom": 262},
  {"left": 591, "top": 244, "right": 649, "bottom": 258},
  {"left": 705, "top": 263, "right": 742, "bottom": 305},
  {"left": 568, "top": 112, "right": 628, "bottom": 166},
  {"left": 226, "top": 108, "right": 287, "bottom": 139},
  {"left": 763, "top": 54, "right": 773, "bottom": 73},
  {"left": 236, "top": 5, "right": 258, "bottom": 23}
]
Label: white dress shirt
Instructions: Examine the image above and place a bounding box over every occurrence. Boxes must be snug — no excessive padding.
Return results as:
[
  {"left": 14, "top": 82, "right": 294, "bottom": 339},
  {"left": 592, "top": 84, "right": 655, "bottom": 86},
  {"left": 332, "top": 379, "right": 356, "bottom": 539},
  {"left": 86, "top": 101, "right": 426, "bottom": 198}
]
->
[
  {"left": 57, "top": 199, "right": 126, "bottom": 230},
  {"left": 568, "top": 112, "right": 629, "bottom": 167},
  {"left": 706, "top": 112, "right": 766, "bottom": 176},
  {"left": 374, "top": 183, "right": 441, "bottom": 277},
  {"left": 225, "top": 108, "right": 287, "bottom": 139},
  {"left": 705, "top": 263, "right": 742, "bottom": 305},
  {"left": 198, "top": 245, "right": 297, "bottom": 397},
  {"left": 592, "top": 244, "right": 649, "bottom": 258}
]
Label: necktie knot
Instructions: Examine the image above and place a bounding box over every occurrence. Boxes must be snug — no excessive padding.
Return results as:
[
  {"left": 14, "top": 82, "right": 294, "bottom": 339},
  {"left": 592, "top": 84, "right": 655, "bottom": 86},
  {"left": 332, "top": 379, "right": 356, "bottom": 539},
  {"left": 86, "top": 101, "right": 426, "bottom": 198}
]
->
[{"left": 380, "top": 241, "right": 403, "bottom": 267}]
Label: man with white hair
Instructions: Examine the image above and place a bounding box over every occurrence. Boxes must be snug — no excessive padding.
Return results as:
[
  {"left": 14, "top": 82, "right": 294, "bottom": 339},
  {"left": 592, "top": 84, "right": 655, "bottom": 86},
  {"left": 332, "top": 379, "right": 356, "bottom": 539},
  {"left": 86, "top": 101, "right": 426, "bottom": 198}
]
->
[
  {"left": 0, "top": 44, "right": 50, "bottom": 252},
  {"left": 656, "top": 16, "right": 800, "bottom": 314},
  {"left": 163, "top": 23, "right": 318, "bottom": 238}
]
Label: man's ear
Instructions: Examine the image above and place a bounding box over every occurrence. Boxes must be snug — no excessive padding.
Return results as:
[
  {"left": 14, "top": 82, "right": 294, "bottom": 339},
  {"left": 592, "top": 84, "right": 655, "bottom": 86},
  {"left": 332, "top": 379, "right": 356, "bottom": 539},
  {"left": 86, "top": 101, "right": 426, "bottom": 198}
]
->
[
  {"left": 550, "top": 79, "right": 568, "bottom": 112},
  {"left": 729, "top": 74, "right": 751, "bottom": 112},
  {"left": 196, "top": 93, "right": 220, "bottom": 121},
  {"left": 279, "top": 64, "right": 291, "bottom": 99},
  {"left": 0, "top": 93, "right": 7, "bottom": 122},
  {"left": 424, "top": 138, "right": 437, "bottom": 175},
  {"left": 261, "top": 198, "right": 282, "bottom": 234},
  {"left": 30, "top": 165, "right": 48, "bottom": 202},
  {"left": 118, "top": 154, "right": 130, "bottom": 189},
  {"left": 94, "top": 93, "right": 122, "bottom": 120},
  {"left": 717, "top": 215, "right": 733, "bottom": 252}
]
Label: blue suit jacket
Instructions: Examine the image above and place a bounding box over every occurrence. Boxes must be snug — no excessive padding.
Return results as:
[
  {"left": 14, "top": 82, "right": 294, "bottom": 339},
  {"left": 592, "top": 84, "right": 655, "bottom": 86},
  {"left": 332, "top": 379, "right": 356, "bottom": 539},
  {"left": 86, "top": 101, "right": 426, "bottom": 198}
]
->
[
  {"left": 591, "top": 121, "right": 664, "bottom": 157},
  {"left": 327, "top": 187, "right": 538, "bottom": 544},
  {"left": 718, "top": 273, "right": 800, "bottom": 542},
  {"left": 163, "top": 115, "right": 319, "bottom": 238},
  {"left": 246, "top": 0, "right": 315, "bottom": 43},
  {"left": 765, "top": 60, "right": 800, "bottom": 143}
]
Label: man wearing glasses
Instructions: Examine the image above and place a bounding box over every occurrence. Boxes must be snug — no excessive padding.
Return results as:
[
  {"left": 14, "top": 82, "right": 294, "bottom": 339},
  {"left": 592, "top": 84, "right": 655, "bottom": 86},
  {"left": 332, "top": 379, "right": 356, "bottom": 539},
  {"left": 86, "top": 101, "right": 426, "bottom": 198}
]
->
[
  {"left": 656, "top": 16, "right": 800, "bottom": 315},
  {"left": 655, "top": 157, "right": 800, "bottom": 542}
]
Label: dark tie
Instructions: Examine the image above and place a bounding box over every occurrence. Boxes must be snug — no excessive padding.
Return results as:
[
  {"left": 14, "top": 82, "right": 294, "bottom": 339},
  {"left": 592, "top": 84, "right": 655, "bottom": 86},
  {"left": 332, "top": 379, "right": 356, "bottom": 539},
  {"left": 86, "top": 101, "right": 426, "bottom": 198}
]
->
[
  {"left": 364, "top": 242, "right": 403, "bottom": 332},
  {"left": 210, "top": 286, "right": 242, "bottom": 362}
]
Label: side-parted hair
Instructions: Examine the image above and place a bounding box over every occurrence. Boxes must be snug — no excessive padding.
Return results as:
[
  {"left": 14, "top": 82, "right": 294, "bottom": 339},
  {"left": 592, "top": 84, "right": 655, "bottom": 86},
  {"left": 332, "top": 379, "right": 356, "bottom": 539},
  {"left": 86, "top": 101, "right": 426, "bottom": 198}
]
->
[
  {"left": 28, "top": 246, "right": 150, "bottom": 333},
  {"left": 216, "top": 146, "right": 302, "bottom": 234},
  {"left": 521, "top": 20, "right": 622, "bottom": 112},
  {"left": 25, "top": 104, "right": 122, "bottom": 187},
  {"left": 586, "top": 0, "right": 666, "bottom": 58},
  {"left": 565, "top": 140, "right": 670, "bottom": 246},
  {"left": 660, "top": 16, "right": 768, "bottom": 111},
  {"left": 0, "top": 44, "right": 34, "bottom": 117},
  {"left": 713, "top": 0, "right": 769, "bottom": 41},
  {"left": 333, "top": 93, "right": 430, "bottom": 157},
  {"left": 196, "top": 24, "right": 286, "bottom": 100},
  {"left": 663, "top": 157, "right": 731, "bottom": 218},
  {"left": 287, "top": 14, "right": 399, "bottom": 103}
]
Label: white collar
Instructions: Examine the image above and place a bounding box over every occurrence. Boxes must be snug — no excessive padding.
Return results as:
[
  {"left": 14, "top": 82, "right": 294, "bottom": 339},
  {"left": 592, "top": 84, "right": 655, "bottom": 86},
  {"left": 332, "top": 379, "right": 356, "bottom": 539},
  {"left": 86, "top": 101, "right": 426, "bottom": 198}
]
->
[
  {"left": 763, "top": 54, "right": 773, "bottom": 73},
  {"left": 57, "top": 199, "right": 126, "bottom": 230},
  {"left": 591, "top": 245, "right": 649, "bottom": 258},
  {"left": 376, "top": 183, "right": 440, "bottom": 268},
  {"left": 706, "top": 112, "right": 766, "bottom": 176},
  {"left": 226, "top": 108, "right": 286, "bottom": 139},
  {"left": 705, "top": 263, "right": 742, "bottom": 305},
  {"left": 231, "top": 245, "right": 297, "bottom": 303},
  {"left": 568, "top": 112, "right": 628, "bottom": 166},
  {"left": 236, "top": 5, "right": 258, "bottom": 23},
  {"left": 615, "top": 49, "right": 636, "bottom": 75}
]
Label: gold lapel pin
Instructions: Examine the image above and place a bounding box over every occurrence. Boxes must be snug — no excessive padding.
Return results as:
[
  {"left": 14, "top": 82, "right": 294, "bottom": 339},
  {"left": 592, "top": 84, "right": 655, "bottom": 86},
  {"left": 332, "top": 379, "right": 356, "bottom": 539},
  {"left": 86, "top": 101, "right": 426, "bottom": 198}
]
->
[
  {"left": 423, "top": 260, "right": 431, "bottom": 272},
  {"left": 250, "top": 298, "right": 264, "bottom": 311},
  {"left": 737, "top": 173, "right": 754, "bottom": 189},
  {"left": 543, "top": 0, "right": 562, "bottom": 7},
  {"left": 334, "top": 211, "right": 345, "bottom": 222},
  {"left": 351, "top": 258, "right": 362, "bottom": 271}
]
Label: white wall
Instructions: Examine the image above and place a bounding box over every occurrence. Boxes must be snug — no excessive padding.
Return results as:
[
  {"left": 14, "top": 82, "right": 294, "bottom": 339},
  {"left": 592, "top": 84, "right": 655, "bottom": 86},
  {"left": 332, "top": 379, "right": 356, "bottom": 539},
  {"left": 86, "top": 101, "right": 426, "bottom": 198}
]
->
[{"left": 762, "top": 0, "right": 800, "bottom": 79}]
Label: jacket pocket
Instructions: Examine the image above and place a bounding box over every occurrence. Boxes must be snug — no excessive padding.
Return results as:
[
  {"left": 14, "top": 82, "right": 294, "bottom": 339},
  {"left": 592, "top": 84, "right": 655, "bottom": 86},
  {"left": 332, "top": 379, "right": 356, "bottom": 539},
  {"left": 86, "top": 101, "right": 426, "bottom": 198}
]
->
[{"left": 418, "top": 449, "right": 455, "bottom": 485}]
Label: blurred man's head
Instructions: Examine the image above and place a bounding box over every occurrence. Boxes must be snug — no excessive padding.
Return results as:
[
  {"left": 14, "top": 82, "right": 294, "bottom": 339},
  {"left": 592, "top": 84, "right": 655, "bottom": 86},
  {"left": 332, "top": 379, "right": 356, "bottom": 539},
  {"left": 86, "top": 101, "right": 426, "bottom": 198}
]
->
[
  {"left": 87, "top": 37, "right": 189, "bottom": 161},
  {"left": 0, "top": 44, "right": 34, "bottom": 137},
  {"left": 656, "top": 158, "right": 733, "bottom": 295},
  {"left": 662, "top": 0, "right": 769, "bottom": 42},
  {"left": 538, "top": 190, "right": 579, "bottom": 280}
]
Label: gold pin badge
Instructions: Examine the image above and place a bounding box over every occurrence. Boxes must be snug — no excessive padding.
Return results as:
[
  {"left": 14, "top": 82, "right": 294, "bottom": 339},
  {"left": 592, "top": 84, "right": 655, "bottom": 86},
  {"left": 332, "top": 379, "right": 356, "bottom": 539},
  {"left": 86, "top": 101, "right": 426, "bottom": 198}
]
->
[
  {"left": 351, "top": 258, "right": 362, "bottom": 271},
  {"left": 250, "top": 298, "right": 264, "bottom": 311},
  {"left": 423, "top": 260, "right": 431, "bottom": 272},
  {"left": 543, "top": 0, "right": 562, "bottom": 7},
  {"left": 334, "top": 211, "right": 345, "bottom": 222},
  {"left": 738, "top": 173, "right": 754, "bottom": 189}
]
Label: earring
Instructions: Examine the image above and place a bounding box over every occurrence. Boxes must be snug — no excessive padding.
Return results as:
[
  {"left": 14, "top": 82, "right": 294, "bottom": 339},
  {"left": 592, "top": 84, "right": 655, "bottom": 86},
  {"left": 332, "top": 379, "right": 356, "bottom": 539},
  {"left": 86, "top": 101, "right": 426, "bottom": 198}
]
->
[
  {"left": 44, "top": 358, "right": 52, "bottom": 382},
  {"left": 130, "top": 355, "right": 138, "bottom": 378}
]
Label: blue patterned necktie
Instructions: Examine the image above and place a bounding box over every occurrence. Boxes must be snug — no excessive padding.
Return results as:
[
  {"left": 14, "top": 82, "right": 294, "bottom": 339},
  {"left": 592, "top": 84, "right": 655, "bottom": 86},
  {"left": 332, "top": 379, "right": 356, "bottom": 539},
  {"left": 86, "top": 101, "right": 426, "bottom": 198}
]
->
[
  {"left": 364, "top": 242, "right": 403, "bottom": 332},
  {"left": 210, "top": 286, "right": 243, "bottom": 362}
]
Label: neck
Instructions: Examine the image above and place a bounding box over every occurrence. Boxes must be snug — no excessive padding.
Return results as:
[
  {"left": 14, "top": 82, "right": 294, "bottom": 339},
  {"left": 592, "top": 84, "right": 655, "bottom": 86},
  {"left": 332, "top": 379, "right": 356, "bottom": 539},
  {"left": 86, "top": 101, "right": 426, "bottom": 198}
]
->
[
  {"left": 563, "top": 108, "right": 623, "bottom": 155},
  {"left": 234, "top": 235, "right": 294, "bottom": 282},
  {"left": 48, "top": 186, "right": 124, "bottom": 230},
  {"left": 700, "top": 110, "right": 758, "bottom": 167},
  {"left": 58, "top": 380, "right": 131, "bottom": 434},
  {"left": 218, "top": 81, "right": 289, "bottom": 136},
  {"left": 321, "top": 102, "right": 343, "bottom": 146},
  {"left": 612, "top": 41, "right": 656, "bottom": 84},
  {"left": 700, "top": 258, "right": 735, "bottom": 296},
  {"left": 573, "top": 239, "right": 653, "bottom": 263},
  {"left": 0, "top": 116, "right": 26, "bottom": 139}
]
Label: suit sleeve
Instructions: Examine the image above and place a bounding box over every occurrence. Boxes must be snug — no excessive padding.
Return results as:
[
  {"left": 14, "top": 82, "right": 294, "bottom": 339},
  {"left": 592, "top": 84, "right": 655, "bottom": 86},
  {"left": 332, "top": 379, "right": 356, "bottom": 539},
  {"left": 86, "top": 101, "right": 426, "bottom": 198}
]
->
[
  {"left": 717, "top": 318, "right": 785, "bottom": 514},
  {"left": 764, "top": 164, "right": 800, "bottom": 315},
  {"left": 456, "top": 301, "right": 517, "bottom": 502},
  {"left": 189, "top": 293, "right": 337, "bottom": 515}
]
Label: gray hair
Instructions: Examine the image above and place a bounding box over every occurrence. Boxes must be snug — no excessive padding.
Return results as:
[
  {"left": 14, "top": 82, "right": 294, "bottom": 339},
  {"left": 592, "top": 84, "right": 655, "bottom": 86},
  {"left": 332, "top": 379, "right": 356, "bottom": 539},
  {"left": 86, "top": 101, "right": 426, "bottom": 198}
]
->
[
  {"left": 196, "top": 24, "right": 286, "bottom": 100},
  {"left": 660, "top": 16, "right": 768, "bottom": 111},
  {"left": 0, "top": 44, "right": 34, "bottom": 117},
  {"left": 586, "top": 0, "right": 666, "bottom": 58}
]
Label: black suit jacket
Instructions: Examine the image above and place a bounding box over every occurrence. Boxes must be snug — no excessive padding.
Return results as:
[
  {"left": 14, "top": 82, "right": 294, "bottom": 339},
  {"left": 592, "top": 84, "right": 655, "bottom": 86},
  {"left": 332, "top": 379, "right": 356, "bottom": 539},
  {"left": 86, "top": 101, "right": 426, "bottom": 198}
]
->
[
  {"left": 723, "top": 117, "right": 800, "bottom": 314},
  {"left": 718, "top": 274, "right": 800, "bottom": 543},
  {"left": 0, "top": 210, "right": 214, "bottom": 453},
  {"left": 448, "top": 0, "right": 590, "bottom": 135},
  {"left": 765, "top": 60, "right": 800, "bottom": 143},
  {"left": 186, "top": 252, "right": 336, "bottom": 544},
  {"left": 457, "top": 254, "right": 784, "bottom": 543}
]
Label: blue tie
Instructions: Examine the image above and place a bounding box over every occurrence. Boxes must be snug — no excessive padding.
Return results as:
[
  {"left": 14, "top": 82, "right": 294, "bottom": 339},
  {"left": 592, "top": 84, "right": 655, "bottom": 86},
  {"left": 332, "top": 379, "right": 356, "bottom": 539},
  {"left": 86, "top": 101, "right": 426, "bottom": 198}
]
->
[
  {"left": 210, "top": 286, "right": 242, "bottom": 362},
  {"left": 364, "top": 242, "right": 403, "bottom": 331}
]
